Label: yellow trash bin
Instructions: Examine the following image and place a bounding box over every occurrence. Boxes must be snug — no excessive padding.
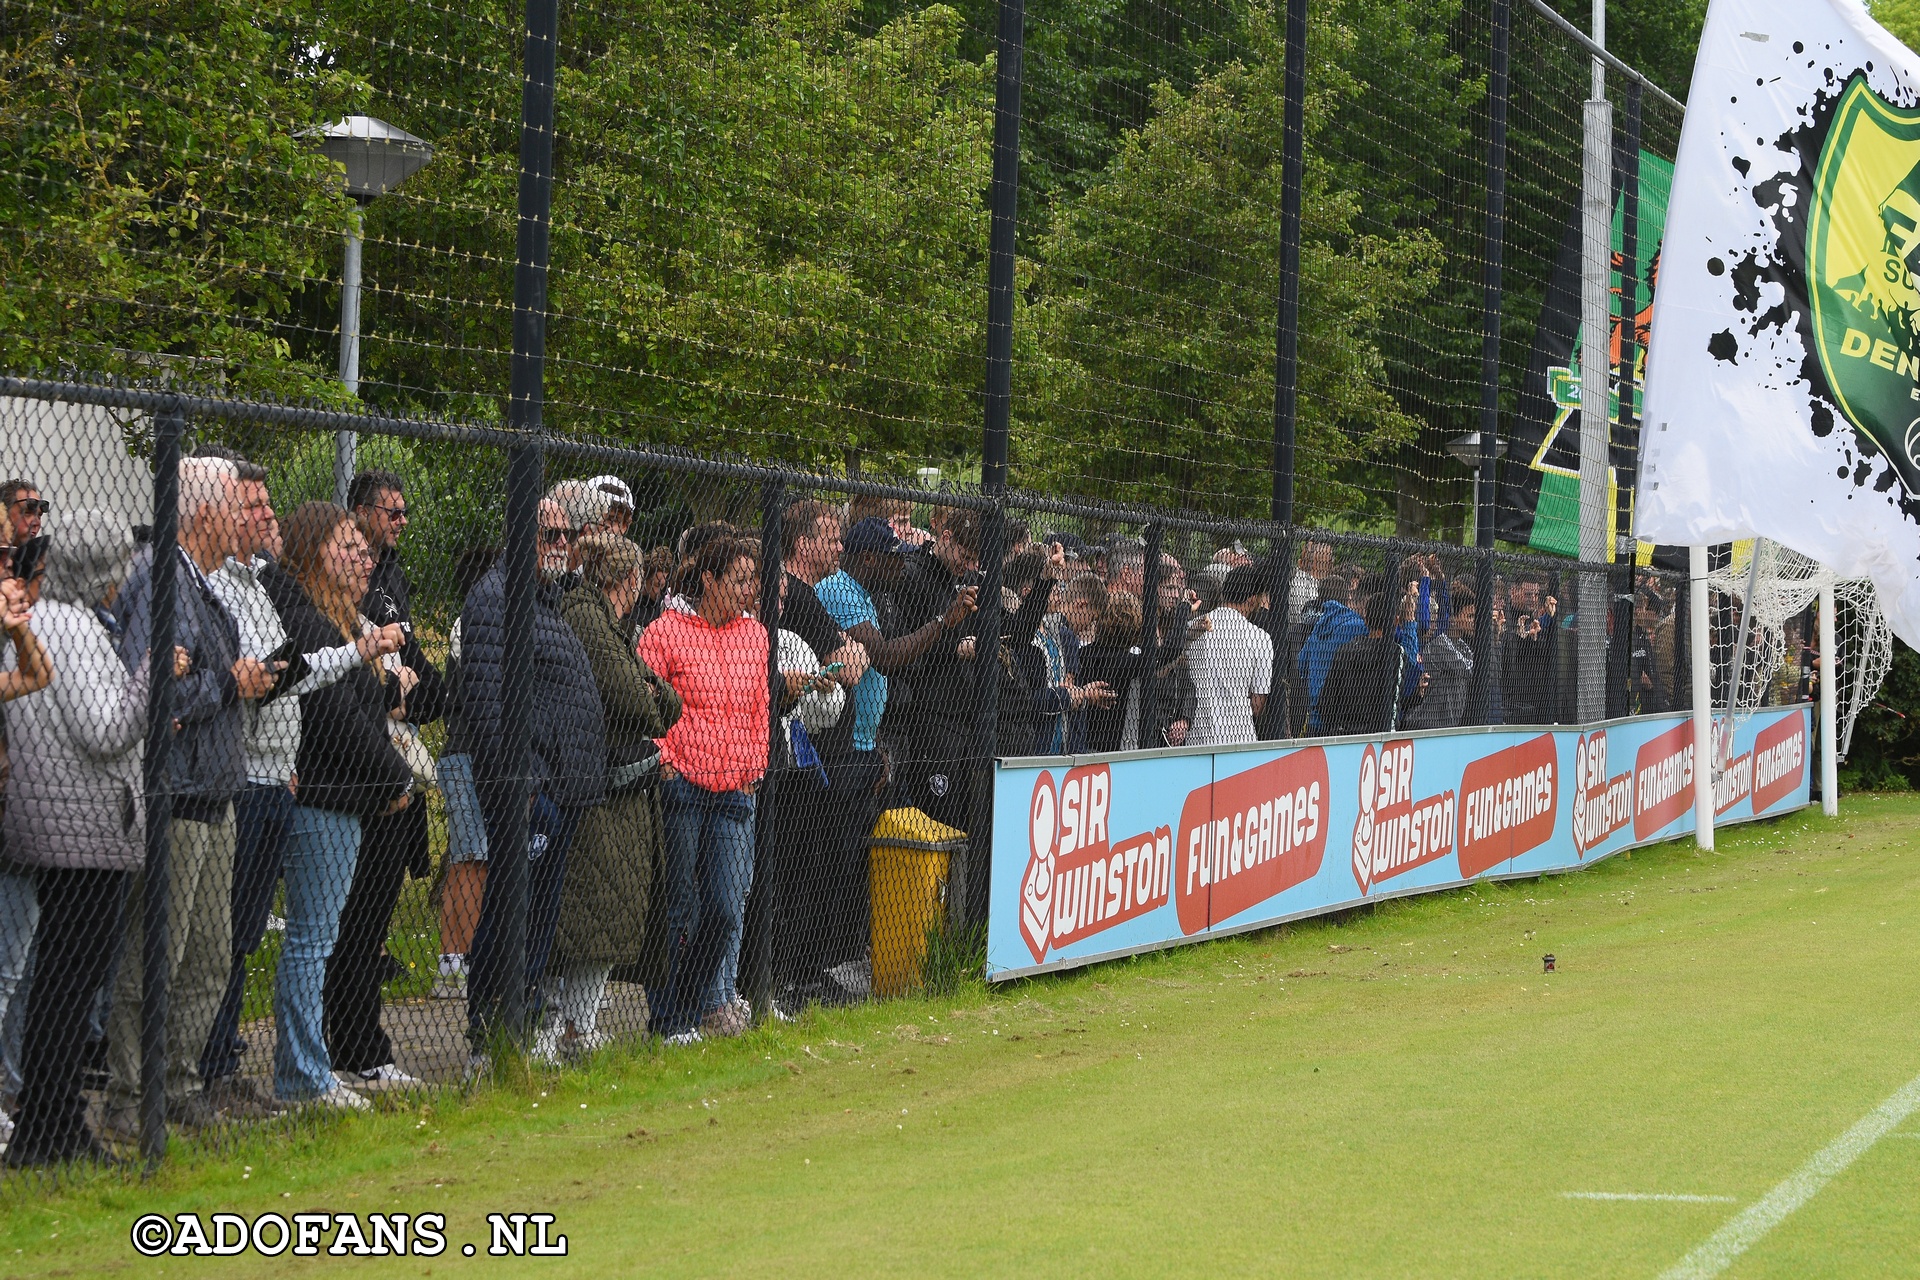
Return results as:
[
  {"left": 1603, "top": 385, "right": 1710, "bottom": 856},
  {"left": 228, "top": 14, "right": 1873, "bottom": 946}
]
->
[{"left": 869, "top": 808, "right": 967, "bottom": 997}]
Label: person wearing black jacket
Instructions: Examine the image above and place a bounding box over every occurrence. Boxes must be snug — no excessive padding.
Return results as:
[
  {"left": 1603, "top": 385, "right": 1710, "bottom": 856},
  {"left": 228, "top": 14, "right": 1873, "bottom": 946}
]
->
[
  {"left": 1502, "top": 576, "right": 1559, "bottom": 725},
  {"left": 460, "top": 499, "right": 607, "bottom": 1055},
  {"left": 887, "top": 509, "right": 985, "bottom": 832},
  {"left": 1318, "top": 593, "right": 1428, "bottom": 737},
  {"left": 263, "top": 504, "right": 412, "bottom": 1110},
  {"left": 323, "top": 471, "right": 446, "bottom": 1088}
]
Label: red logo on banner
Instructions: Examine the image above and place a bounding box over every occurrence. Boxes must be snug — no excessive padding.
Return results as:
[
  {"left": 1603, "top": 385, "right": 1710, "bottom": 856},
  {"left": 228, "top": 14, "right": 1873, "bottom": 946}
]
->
[
  {"left": 1350, "top": 740, "right": 1455, "bottom": 895},
  {"left": 1174, "top": 749, "right": 1329, "bottom": 936},
  {"left": 1752, "top": 714, "right": 1807, "bottom": 814},
  {"left": 1632, "top": 721, "right": 1696, "bottom": 840},
  {"left": 1571, "top": 730, "right": 1634, "bottom": 856},
  {"left": 1019, "top": 766, "right": 1171, "bottom": 964},
  {"left": 1456, "top": 735, "right": 1558, "bottom": 878}
]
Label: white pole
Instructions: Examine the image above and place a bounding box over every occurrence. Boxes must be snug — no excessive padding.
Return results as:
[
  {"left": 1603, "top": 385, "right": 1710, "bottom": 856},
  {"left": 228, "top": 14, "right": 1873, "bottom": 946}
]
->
[
  {"left": 1576, "top": 8, "right": 1612, "bottom": 721},
  {"left": 334, "top": 213, "right": 363, "bottom": 507},
  {"left": 1819, "top": 579, "right": 1839, "bottom": 817},
  {"left": 1690, "top": 544, "right": 1715, "bottom": 850}
]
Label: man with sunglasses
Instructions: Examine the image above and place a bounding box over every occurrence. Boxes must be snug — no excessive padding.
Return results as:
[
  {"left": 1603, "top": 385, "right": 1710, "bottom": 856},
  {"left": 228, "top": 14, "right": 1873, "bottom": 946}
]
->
[
  {"left": 1, "top": 481, "right": 46, "bottom": 546},
  {"left": 458, "top": 497, "right": 605, "bottom": 1064},
  {"left": 324, "top": 470, "right": 447, "bottom": 1091}
]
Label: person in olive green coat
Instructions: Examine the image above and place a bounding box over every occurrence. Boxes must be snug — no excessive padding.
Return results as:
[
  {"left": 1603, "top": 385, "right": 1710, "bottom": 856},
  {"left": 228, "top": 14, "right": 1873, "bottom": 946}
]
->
[{"left": 542, "top": 533, "right": 682, "bottom": 1061}]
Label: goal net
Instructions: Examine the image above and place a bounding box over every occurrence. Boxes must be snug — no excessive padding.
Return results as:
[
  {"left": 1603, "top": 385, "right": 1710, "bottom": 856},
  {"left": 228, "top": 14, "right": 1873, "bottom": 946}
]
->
[{"left": 1704, "top": 538, "right": 1893, "bottom": 760}]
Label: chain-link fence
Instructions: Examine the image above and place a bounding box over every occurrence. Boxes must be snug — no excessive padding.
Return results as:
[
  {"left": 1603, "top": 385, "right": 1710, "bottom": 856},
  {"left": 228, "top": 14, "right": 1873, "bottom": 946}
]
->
[{"left": 0, "top": 0, "right": 1824, "bottom": 1181}]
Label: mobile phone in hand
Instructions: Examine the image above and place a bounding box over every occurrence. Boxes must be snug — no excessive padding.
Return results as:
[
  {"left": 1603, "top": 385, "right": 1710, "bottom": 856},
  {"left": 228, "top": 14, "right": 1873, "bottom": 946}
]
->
[{"left": 9, "top": 535, "right": 48, "bottom": 586}]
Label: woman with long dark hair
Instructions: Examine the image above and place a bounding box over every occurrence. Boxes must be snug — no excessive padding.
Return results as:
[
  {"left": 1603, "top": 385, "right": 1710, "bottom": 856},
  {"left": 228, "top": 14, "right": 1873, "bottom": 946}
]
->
[
  {"left": 262, "top": 503, "right": 411, "bottom": 1108},
  {"left": 637, "top": 537, "right": 768, "bottom": 1043}
]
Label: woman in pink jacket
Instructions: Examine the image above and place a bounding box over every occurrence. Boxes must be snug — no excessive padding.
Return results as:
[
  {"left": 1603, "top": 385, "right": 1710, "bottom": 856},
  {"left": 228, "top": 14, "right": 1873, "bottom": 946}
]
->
[{"left": 637, "top": 536, "right": 768, "bottom": 1043}]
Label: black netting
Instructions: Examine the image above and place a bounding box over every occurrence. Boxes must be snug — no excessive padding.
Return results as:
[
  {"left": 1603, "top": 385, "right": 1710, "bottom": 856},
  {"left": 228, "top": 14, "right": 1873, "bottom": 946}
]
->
[{"left": 2, "top": 0, "right": 1817, "bottom": 1182}]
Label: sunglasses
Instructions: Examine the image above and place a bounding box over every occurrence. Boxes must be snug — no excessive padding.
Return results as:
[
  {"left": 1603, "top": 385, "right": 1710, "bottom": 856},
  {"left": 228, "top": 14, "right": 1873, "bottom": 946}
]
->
[
  {"left": 9, "top": 498, "right": 49, "bottom": 516},
  {"left": 366, "top": 503, "right": 408, "bottom": 520},
  {"left": 539, "top": 527, "right": 571, "bottom": 546}
]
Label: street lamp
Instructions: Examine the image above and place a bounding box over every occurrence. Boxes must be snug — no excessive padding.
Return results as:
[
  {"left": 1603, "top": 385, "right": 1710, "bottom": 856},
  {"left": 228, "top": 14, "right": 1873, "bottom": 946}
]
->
[
  {"left": 1446, "top": 430, "right": 1508, "bottom": 545},
  {"left": 298, "top": 116, "right": 433, "bottom": 504}
]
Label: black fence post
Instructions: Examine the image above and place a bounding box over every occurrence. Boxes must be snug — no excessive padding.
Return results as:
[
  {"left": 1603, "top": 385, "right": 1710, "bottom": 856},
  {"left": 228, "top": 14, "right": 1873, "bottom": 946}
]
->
[
  {"left": 1137, "top": 522, "right": 1165, "bottom": 750},
  {"left": 1470, "top": 0, "right": 1512, "bottom": 728},
  {"left": 497, "top": 0, "right": 560, "bottom": 1041},
  {"left": 963, "top": 500, "right": 1005, "bottom": 935},
  {"left": 1270, "top": 0, "right": 1308, "bottom": 528},
  {"left": 980, "top": 0, "right": 1026, "bottom": 494},
  {"left": 139, "top": 401, "right": 182, "bottom": 1170},
  {"left": 1263, "top": 525, "right": 1296, "bottom": 739},
  {"left": 747, "top": 480, "right": 785, "bottom": 1020}
]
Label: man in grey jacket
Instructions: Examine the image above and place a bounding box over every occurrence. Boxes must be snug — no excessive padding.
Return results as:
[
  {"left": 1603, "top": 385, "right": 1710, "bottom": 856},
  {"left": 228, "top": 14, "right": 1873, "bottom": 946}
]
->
[
  {"left": 1407, "top": 587, "right": 1477, "bottom": 731},
  {"left": 105, "top": 456, "right": 280, "bottom": 1134}
]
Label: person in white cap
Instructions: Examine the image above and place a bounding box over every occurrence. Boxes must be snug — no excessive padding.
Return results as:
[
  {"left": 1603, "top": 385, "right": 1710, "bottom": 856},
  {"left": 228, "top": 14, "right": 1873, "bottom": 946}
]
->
[{"left": 585, "top": 476, "right": 634, "bottom": 536}]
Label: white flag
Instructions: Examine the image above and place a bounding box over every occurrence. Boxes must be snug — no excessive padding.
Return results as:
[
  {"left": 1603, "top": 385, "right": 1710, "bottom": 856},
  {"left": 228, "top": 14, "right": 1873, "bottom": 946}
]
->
[{"left": 1639, "top": 0, "right": 1920, "bottom": 644}]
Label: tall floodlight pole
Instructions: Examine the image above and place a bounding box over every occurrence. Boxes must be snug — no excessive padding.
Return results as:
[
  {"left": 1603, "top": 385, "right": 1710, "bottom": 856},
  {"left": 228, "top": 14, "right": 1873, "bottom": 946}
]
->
[
  {"left": 1576, "top": 0, "right": 1612, "bottom": 722},
  {"left": 301, "top": 117, "right": 434, "bottom": 504}
]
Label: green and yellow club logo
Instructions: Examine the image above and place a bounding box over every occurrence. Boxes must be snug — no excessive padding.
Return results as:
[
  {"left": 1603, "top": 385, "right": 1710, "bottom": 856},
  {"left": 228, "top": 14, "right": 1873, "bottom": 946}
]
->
[{"left": 1811, "top": 74, "right": 1920, "bottom": 491}]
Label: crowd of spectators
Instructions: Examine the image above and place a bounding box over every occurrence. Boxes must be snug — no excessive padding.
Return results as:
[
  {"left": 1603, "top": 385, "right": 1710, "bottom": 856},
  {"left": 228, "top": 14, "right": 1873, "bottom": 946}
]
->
[{"left": 0, "top": 462, "right": 1802, "bottom": 1166}]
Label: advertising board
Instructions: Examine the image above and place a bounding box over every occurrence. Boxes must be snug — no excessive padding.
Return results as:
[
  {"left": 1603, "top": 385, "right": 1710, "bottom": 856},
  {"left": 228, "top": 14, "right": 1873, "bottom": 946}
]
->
[{"left": 989, "top": 706, "right": 1812, "bottom": 981}]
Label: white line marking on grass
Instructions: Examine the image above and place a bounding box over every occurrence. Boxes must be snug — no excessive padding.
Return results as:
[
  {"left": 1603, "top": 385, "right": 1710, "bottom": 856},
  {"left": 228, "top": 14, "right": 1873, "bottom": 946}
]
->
[
  {"left": 1659, "top": 1068, "right": 1920, "bottom": 1280},
  {"left": 1562, "top": 1192, "right": 1736, "bottom": 1203}
]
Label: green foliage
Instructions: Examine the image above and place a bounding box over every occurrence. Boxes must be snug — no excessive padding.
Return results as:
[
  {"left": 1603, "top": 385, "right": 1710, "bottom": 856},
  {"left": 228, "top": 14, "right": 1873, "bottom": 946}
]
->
[
  {"left": 1839, "top": 639, "right": 1920, "bottom": 792},
  {"left": 1018, "top": 1, "right": 1443, "bottom": 516},
  {"left": 1879, "top": 0, "right": 1920, "bottom": 53},
  {"left": 312, "top": 0, "right": 997, "bottom": 473},
  {"left": 1539, "top": 0, "right": 1706, "bottom": 103},
  {"left": 0, "top": 0, "right": 361, "bottom": 397}
]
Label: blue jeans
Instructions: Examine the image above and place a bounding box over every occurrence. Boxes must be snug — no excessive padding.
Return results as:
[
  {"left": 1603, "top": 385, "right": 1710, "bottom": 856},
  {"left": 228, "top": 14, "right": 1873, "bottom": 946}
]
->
[
  {"left": 653, "top": 776, "right": 756, "bottom": 1036},
  {"left": 468, "top": 789, "right": 579, "bottom": 1045},
  {"left": 439, "top": 753, "right": 487, "bottom": 864},
  {"left": 202, "top": 782, "right": 295, "bottom": 1083},
  {"left": 273, "top": 805, "right": 361, "bottom": 1100},
  {"left": 0, "top": 867, "right": 39, "bottom": 1099}
]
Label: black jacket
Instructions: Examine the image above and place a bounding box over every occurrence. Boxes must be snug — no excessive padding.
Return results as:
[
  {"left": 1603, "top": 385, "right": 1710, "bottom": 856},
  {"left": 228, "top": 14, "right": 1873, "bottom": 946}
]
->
[
  {"left": 460, "top": 562, "right": 607, "bottom": 810},
  {"left": 1319, "top": 633, "right": 1422, "bottom": 737},
  {"left": 1502, "top": 621, "right": 1559, "bottom": 725},
  {"left": 362, "top": 547, "right": 446, "bottom": 727},
  {"left": 114, "top": 545, "right": 245, "bottom": 813},
  {"left": 888, "top": 544, "right": 981, "bottom": 736},
  {"left": 261, "top": 565, "right": 412, "bottom": 819}
]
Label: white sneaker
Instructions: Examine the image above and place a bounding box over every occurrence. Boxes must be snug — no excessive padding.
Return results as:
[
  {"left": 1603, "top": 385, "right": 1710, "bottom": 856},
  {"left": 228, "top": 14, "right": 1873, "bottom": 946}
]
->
[
  {"left": 700, "top": 1000, "right": 749, "bottom": 1038},
  {"left": 530, "top": 1024, "right": 563, "bottom": 1066},
  {"left": 305, "top": 1085, "right": 371, "bottom": 1112},
  {"left": 349, "top": 1064, "right": 422, "bottom": 1091},
  {"left": 663, "top": 1030, "right": 702, "bottom": 1047},
  {"left": 0, "top": 1108, "right": 13, "bottom": 1150}
]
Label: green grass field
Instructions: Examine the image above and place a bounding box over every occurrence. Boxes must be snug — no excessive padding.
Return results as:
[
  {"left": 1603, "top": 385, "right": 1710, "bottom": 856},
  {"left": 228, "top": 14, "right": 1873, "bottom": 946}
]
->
[{"left": 7, "top": 794, "right": 1920, "bottom": 1278}]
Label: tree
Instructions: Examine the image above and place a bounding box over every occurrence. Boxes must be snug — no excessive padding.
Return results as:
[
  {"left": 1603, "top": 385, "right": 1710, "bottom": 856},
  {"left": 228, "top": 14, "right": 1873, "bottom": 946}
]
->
[
  {"left": 1018, "top": 2, "right": 1441, "bottom": 518},
  {"left": 0, "top": 0, "right": 360, "bottom": 397}
]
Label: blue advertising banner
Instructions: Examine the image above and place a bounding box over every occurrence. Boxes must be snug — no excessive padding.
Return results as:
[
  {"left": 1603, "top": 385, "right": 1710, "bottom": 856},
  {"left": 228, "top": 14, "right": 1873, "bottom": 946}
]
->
[{"left": 988, "top": 706, "right": 1813, "bottom": 981}]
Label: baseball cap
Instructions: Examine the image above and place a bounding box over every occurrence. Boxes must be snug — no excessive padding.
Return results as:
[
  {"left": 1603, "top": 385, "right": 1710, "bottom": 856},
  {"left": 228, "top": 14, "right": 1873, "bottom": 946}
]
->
[
  {"left": 587, "top": 474, "right": 634, "bottom": 511},
  {"left": 845, "top": 516, "right": 904, "bottom": 556}
]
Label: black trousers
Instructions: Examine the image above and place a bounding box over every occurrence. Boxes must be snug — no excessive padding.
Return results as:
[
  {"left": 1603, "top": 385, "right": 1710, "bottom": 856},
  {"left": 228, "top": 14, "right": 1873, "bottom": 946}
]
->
[
  {"left": 10, "top": 866, "right": 127, "bottom": 1162},
  {"left": 323, "top": 798, "right": 424, "bottom": 1074},
  {"left": 772, "top": 751, "right": 883, "bottom": 986}
]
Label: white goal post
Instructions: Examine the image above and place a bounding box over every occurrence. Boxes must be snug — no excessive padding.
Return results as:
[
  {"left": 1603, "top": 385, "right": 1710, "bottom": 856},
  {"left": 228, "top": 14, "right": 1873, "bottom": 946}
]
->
[{"left": 1688, "top": 538, "right": 1891, "bottom": 846}]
